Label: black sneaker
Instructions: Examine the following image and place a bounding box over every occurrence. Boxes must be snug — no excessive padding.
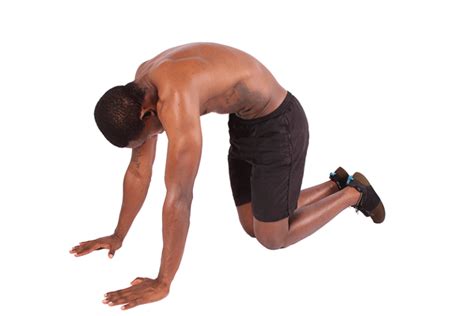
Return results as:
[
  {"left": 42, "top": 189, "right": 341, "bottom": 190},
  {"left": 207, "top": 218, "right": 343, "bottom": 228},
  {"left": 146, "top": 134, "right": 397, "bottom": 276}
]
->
[
  {"left": 329, "top": 167, "right": 349, "bottom": 190},
  {"left": 347, "top": 172, "right": 385, "bottom": 224}
]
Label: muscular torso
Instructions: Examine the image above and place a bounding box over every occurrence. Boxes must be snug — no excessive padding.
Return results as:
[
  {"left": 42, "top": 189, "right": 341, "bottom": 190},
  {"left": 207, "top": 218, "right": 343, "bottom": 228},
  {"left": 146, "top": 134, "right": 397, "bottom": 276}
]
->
[{"left": 135, "top": 42, "right": 287, "bottom": 120}]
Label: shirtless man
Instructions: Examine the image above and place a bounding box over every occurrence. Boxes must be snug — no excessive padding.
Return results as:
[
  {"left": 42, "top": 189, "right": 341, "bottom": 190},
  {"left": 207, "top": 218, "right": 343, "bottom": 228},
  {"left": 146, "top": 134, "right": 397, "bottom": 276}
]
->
[{"left": 69, "top": 42, "right": 385, "bottom": 310}]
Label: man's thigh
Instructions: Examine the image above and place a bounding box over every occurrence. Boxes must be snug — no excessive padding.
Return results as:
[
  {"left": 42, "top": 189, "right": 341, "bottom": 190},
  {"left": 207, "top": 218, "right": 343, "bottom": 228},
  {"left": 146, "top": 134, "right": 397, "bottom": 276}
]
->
[
  {"left": 228, "top": 157, "right": 256, "bottom": 237},
  {"left": 228, "top": 156, "right": 252, "bottom": 207},
  {"left": 251, "top": 162, "right": 292, "bottom": 223}
]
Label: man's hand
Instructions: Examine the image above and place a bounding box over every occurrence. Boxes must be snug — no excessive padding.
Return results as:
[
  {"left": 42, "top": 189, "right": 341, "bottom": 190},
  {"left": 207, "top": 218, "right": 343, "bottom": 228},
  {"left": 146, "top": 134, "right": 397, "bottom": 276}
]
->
[
  {"left": 103, "top": 277, "right": 170, "bottom": 310},
  {"left": 69, "top": 234, "right": 123, "bottom": 258}
]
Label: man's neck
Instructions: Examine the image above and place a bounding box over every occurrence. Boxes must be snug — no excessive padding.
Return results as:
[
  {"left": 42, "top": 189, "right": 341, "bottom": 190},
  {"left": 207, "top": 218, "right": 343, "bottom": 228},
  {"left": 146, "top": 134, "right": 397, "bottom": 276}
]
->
[{"left": 138, "top": 79, "right": 158, "bottom": 106}]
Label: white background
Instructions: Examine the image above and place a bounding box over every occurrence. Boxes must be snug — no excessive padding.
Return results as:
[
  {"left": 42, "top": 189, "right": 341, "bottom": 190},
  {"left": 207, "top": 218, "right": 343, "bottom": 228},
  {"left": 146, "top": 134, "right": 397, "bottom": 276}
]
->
[{"left": 1, "top": 0, "right": 473, "bottom": 315}]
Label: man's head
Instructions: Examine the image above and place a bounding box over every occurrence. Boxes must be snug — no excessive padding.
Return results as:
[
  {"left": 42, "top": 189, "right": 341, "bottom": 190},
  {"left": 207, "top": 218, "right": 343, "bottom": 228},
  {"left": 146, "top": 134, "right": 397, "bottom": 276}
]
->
[{"left": 94, "top": 82, "right": 160, "bottom": 148}]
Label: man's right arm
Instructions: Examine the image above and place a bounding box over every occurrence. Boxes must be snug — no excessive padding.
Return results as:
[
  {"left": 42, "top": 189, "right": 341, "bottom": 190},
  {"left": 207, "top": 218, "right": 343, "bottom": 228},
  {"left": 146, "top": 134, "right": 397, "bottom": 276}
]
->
[
  {"left": 70, "top": 135, "right": 157, "bottom": 258},
  {"left": 114, "top": 135, "right": 158, "bottom": 241}
]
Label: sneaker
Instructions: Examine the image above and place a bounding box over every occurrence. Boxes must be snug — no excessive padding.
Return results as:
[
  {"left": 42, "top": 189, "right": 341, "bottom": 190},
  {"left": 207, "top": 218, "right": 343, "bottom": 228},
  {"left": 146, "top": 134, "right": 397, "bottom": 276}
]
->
[
  {"left": 329, "top": 167, "right": 349, "bottom": 190},
  {"left": 347, "top": 172, "right": 385, "bottom": 224}
]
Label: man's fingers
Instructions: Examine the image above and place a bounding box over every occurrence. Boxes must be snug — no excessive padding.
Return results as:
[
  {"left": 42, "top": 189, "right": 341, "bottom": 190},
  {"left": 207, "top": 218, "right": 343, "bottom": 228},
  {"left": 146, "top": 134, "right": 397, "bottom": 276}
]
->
[
  {"left": 106, "top": 296, "right": 130, "bottom": 306},
  {"left": 70, "top": 243, "right": 87, "bottom": 252},
  {"left": 122, "top": 298, "right": 146, "bottom": 310},
  {"left": 105, "top": 284, "right": 147, "bottom": 303},
  {"left": 108, "top": 249, "right": 115, "bottom": 259},
  {"left": 71, "top": 242, "right": 91, "bottom": 253},
  {"left": 106, "top": 292, "right": 145, "bottom": 308},
  {"left": 105, "top": 290, "right": 142, "bottom": 306},
  {"left": 78, "top": 240, "right": 96, "bottom": 246},
  {"left": 70, "top": 245, "right": 85, "bottom": 255},
  {"left": 74, "top": 246, "right": 94, "bottom": 256},
  {"left": 106, "top": 285, "right": 135, "bottom": 298},
  {"left": 107, "top": 290, "right": 144, "bottom": 305},
  {"left": 73, "top": 243, "right": 108, "bottom": 256}
]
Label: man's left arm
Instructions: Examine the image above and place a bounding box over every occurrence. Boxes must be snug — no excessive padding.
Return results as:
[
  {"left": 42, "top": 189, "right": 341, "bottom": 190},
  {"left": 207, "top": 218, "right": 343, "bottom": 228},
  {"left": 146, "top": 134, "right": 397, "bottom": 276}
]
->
[
  {"left": 104, "top": 91, "right": 202, "bottom": 310},
  {"left": 156, "top": 93, "right": 202, "bottom": 288}
]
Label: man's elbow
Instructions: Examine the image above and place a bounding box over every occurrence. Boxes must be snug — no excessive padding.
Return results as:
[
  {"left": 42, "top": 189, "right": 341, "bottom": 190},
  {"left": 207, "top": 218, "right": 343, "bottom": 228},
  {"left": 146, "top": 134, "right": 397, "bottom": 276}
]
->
[
  {"left": 163, "top": 192, "right": 192, "bottom": 227},
  {"left": 127, "top": 166, "right": 152, "bottom": 183},
  {"left": 164, "top": 190, "right": 193, "bottom": 210}
]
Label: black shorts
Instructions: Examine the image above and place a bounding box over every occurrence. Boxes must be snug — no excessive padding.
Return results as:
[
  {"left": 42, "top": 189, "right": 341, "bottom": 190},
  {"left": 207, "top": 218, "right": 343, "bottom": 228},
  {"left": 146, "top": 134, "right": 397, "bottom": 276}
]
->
[{"left": 227, "top": 91, "right": 309, "bottom": 222}]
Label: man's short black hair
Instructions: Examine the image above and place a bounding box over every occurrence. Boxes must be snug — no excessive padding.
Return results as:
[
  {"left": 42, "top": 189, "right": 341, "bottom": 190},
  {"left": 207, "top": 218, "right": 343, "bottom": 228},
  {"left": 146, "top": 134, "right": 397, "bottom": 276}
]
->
[{"left": 94, "top": 82, "right": 145, "bottom": 147}]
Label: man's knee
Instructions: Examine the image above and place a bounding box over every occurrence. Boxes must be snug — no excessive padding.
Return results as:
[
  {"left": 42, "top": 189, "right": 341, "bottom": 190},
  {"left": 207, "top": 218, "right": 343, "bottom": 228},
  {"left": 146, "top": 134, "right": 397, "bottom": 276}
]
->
[
  {"left": 253, "top": 216, "right": 289, "bottom": 250},
  {"left": 255, "top": 234, "right": 285, "bottom": 250},
  {"left": 236, "top": 203, "right": 256, "bottom": 238},
  {"left": 241, "top": 223, "right": 256, "bottom": 238}
]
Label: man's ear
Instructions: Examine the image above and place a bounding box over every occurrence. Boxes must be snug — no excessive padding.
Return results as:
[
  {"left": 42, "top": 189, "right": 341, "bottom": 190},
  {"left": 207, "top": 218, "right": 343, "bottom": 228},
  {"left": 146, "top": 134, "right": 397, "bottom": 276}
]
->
[{"left": 140, "top": 107, "right": 156, "bottom": 120}]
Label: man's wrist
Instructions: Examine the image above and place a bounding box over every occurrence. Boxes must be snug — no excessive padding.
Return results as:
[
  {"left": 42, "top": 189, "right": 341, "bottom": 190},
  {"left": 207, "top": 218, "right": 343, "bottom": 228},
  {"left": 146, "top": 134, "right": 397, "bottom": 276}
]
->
[
  {"left": 112, "top": 230, "right": 125, "bottom": 242},
  {"left": 155, "top": 275, "right": 172, "bottom": 289}
]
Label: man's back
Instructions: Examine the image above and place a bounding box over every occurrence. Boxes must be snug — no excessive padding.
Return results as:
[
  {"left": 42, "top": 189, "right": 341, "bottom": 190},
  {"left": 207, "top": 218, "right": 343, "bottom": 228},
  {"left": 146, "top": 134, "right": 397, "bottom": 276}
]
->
[{"left": 136, "top": 42, "right": 287, "bottom": 119}]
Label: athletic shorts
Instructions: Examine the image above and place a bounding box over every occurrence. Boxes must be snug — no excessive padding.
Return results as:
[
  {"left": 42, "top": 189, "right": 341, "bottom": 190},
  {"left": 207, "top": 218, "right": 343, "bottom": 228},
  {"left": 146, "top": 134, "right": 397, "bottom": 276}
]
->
[{"left": 227, "top": 91, "right": 309, "bottom": 222}]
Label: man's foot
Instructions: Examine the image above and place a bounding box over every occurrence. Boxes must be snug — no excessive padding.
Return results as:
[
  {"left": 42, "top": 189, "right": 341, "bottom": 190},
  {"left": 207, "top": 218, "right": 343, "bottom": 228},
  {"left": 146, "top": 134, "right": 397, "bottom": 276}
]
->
[
  {"left": 329, "top": 167, "right": 349, "bottom": 190},
  {"left": 347, "top": 172, "right": 385, "bottom": 224}
]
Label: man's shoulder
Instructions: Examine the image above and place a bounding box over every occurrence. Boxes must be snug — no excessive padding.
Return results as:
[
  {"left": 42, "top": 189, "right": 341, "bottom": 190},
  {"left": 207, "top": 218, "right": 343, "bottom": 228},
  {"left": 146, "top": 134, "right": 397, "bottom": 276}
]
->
[
  {"left": 147, "top": 60, "right": 209, "bottom": 110},
  {"left": 151, "top": 58, "right": 207, "bottom": 88}
]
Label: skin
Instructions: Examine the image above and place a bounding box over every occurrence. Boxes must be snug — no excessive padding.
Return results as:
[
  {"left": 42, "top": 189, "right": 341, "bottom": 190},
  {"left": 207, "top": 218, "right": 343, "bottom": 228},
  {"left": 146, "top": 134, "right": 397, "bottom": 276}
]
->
[{"left": 69, "top": 42, "right": 362, "bottom": 310}]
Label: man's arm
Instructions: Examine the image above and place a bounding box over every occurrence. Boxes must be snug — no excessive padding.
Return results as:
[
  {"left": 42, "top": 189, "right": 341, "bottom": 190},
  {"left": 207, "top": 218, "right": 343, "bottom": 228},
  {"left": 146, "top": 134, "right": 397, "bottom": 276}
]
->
[
  {"left": 114, "top": 135, "right": 157, "bottom": 241},
  {"left": 103, "top": 91, "right": 202, "bottom": 310},
  {"left": 70, "top": 135, "right": 157, "bottom": 258},
  {"left": 156, "top": 94, "right": 202, "bottom": 286}
]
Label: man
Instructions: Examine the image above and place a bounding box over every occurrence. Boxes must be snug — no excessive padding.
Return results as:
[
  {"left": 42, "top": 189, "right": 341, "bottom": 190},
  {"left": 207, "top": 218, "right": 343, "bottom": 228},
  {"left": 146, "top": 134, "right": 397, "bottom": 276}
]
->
[{"left": 70, "top": 42, "right": 385, "bottom": 310}]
